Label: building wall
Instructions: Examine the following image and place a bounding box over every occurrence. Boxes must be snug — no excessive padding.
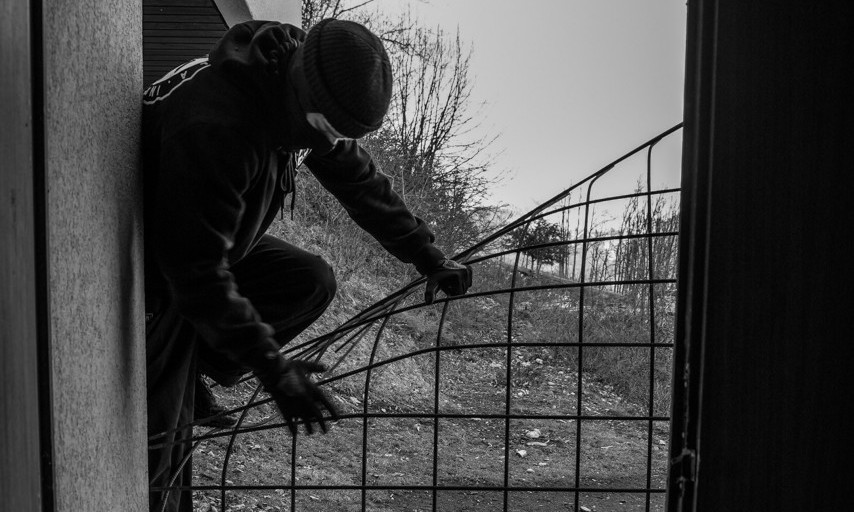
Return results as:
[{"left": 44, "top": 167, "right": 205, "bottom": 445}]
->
[
  {"left": 676, "top": 1, "right": 852, "bottom": 510},
  {"left": 0, "top": 1, "right": 42, "bottom": 509},
  {"left": 143, "top": 0, "right": 302, "bottom": 88},
  {"left": 243, "top": 0, "right": 302, "bottom": 24},
  {"left": 143, "top": 0, "right": 228, "bottom": 87},
  {"left": 215, "top": 0, "right": 302, "bottom": 27},
  {"left": 43, "top": 0, "right": 147, "bottom": 510}
]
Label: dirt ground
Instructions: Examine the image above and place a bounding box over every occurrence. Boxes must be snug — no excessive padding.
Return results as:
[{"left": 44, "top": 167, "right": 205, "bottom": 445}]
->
[{"left": 190, "top": 345, "right": 669, "bottom": 512}]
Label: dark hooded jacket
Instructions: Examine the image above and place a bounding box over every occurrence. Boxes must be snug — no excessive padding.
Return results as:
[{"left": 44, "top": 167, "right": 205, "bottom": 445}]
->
[{"left": 142, "top": 21, "right": 444, "bottom": 365}]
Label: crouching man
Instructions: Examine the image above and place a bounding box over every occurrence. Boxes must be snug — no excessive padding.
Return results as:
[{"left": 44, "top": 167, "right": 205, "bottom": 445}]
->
[{"left": 143, "top": 19, "right": 472, "bottom": 512}]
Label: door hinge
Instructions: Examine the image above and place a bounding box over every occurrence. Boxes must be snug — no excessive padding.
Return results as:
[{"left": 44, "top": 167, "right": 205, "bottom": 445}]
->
[{"left": 671, "top": 448, "right": 697, "bottom": 483}]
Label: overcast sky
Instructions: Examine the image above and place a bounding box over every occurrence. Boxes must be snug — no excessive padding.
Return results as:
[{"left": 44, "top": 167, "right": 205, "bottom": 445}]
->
[{"left": 371, "top": 0, "right": 688, "bottom": 212}]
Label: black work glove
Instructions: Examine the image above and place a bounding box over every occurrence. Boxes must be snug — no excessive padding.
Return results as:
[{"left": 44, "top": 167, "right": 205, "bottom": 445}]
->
[
  {"left": 254, "top": 352, "right": 338, "bottom": 435},
  {"left": 423, "top": 259, "right": 473, "bottom": 304}
]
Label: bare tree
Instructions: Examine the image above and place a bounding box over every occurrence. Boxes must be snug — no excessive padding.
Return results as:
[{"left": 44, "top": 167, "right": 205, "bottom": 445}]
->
[
  {"left": 366, "top": 16, "right": 500, "bottom": 253},
  {"left": 301, "top": 0, "right": 376, "bottom": 28},
  {"left": 297, "top": 2, "right": 503, "bottom": 256},
  {"left": 611, "top": 186, "right": 680, "bottom": 312}
]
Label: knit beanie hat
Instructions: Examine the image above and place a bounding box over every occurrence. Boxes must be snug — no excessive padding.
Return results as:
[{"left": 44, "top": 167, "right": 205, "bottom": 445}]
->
[{"left": 302, "top": 19, "right": 392, "bottom": 139}]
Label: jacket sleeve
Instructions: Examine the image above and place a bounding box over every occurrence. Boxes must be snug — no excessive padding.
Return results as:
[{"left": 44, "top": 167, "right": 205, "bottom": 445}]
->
[
  {"left": 152, "top": 124, "right": 279, "bottom": 365},
  {"left": 305, "top": 140, "right": 446, "bottom": 274}
]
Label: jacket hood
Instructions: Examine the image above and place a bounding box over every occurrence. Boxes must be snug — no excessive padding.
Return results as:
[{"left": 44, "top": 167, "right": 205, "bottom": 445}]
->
[
  {"left": 208, "top": 21, "right": 335, "bottom": 153},
  {"left": 210, "top": 21, "right": 306, "bottom": 82},
  {"left": 209, "top": 22, "right": 303, "bottom": 142}
]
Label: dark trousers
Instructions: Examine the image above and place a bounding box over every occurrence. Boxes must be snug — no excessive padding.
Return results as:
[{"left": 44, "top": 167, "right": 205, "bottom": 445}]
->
[{"left": 146, "top": 235, "right": 336, "bottom": 512}]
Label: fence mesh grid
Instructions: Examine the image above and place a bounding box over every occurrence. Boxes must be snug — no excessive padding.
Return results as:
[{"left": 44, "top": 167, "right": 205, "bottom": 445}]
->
[{"left": 151, "top": 124, "right": 683, "bottom": 512}]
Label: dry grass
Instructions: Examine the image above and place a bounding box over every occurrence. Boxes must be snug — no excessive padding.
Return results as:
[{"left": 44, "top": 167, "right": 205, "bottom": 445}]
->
[{"left": 185, "top": 214, "right": 675, "bottom": 511}]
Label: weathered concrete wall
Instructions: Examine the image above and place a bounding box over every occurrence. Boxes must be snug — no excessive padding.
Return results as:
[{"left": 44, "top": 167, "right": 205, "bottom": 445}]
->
[{"left": 43, "top": 0, "right": 147, "bottom": 510}]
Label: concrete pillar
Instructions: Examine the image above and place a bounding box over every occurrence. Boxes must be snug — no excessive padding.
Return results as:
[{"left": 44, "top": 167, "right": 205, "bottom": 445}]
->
[{"left": 43, "top": 0, "right": 147, "bottom": 510}]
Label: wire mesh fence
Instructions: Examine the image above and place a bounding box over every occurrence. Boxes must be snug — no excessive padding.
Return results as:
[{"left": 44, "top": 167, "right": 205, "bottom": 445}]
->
[{"left": 150, "top": 124, "right": 683, "bottom": 512}]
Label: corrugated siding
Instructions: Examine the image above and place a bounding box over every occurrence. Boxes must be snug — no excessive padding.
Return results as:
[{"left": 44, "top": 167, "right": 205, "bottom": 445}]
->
[{"left": 143, "top": 0, "right": 227, "bottom": 87}]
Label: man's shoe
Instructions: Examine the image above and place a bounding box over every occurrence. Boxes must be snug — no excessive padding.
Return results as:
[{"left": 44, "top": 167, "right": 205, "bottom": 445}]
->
[{"left": 195, "top": 376, "right": 239, "bottom": 428}]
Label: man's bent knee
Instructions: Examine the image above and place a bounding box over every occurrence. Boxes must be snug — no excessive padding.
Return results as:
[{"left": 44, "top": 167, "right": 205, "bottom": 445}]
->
[{"left": 310, "top": 255, "right": 337, "bottom": 309}]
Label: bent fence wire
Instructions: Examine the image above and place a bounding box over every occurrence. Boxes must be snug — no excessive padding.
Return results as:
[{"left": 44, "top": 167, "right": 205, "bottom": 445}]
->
[{"left": 150, "top": 124, "right": 683, "bottom": 512}]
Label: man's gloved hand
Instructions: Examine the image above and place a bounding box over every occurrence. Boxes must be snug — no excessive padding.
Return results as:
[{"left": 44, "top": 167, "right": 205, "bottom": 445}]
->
[
  {"left": 424, "top": 259, "right": 473, "bottom": 304},
  {"left": 254, "top": 352, "right": 338, "bottom": 435}
]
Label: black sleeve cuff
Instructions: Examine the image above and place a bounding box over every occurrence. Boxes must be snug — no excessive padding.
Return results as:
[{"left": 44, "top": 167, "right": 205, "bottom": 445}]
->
[{"left": 412, "top": 244, "right": 446, "bottom": 276}]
